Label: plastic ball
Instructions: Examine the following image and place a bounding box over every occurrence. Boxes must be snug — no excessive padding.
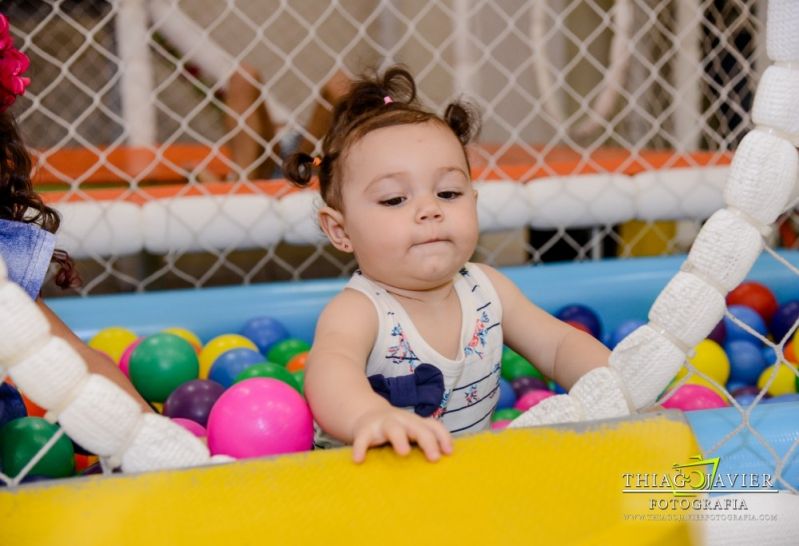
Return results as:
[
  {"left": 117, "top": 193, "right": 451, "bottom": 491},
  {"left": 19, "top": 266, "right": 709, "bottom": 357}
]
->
[
  {"left": 129, "top": 333, "right": 200, "bottom": 403},
  {"left": 785, "top": 342, "right": 798, "bottom": 364},
  {"left": 761, "top": 346, "right": 778, "bottom": 366},
  {"left": 676, "top": 340, "right": 730, "bottom": 387},
  {"left": 199, "top": 334, "right": 258, "bottom": 379},
  {"left": 240, "top": 316, "right": 290, "bottom": 355},
  {"left": 724, "top": 305, "right": 768, "bottom": 345},
  {"left": 88, "top": 326, "right": 138, "bottom": 364},
  {"left": 0, "top": 382, "right": 26, "bottom": 429},
  {"left": 0, "top": 417, "right": 75, "bottom": 478},
  {"left": 206, "top": 378, "right": 313, "bottom": 458},
  {"left": 292, "top": 370, "right": 305, "bottom": 395},
  {"left": 491, "top": 420, "right": 512, "bottom": 431},
  {"left": 286, "top": 352, "right": 309, "bottom": 373},
  {"left": 756, "top": 364, "right": 798, "bottom": 397},
  {"left": 163, "top": 379, "right": 225, "bottom": 427},
  {"left": 555, "top": 304, "right": 602, "bottom": 338},
  {"left": 770, "top": 300, "right": 799, "bottom": 343},
  {"left": 727, "top": 281, "right": 778, "bottom": 323},
  {"left": 661, "top": 384, "right": 727, "bottom": 411},
  {"left": 234, "top": 362, "right": 300, "bottom": 393},
  {"left": 267, "top": 339, "right": 312, "bottom": 367},
  {"left": 491, "top": 408, "right": 522, "bottom": 422},
  {"left": 208, "top": 348, "right": 265, "bottom": 389},
  {"left": 171, "top": 417, "right": 207, "bottom": 438},
  {"left": 725, "top": 340, "right": 766, "bottom": 386},
  {"left": 707, "top": 320, "right": 726, "bottom": 345},
  {"left": 496, "top": 378, "right": 516, "bottom": 410},
  {"left": 510, "top": 376, "right": 548, "bottom": 398},
  {"left": 501, "top": 349, "right": 542, "bottom": 382},
  {"left": 162, "top": 327, "right": 202, "bottom": 353},
  {"left": 607, "top": 319, "right": 645, "bottom": 349},
  {"left": 118, "top": 338, "right": 142, "bottom": 378},
  {"left": 514, "top": 389, "right": 555, "bottom": 412}
]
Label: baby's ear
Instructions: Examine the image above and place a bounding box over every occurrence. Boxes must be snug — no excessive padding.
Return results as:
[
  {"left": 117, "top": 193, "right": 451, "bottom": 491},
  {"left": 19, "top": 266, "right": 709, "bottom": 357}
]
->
[{"left": 318, "top": 206, "right": 353, "bottom": 253}]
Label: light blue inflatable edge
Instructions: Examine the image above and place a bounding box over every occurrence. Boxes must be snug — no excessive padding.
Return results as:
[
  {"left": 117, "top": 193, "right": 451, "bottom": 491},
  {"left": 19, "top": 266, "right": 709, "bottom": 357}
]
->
[{"left": 49, "top": 251, "right": 799, "bottom": 344}]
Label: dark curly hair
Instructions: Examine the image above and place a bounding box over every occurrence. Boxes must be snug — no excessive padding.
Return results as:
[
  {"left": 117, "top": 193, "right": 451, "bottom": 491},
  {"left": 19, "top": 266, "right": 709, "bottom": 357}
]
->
[
  {"left": 0, "top": 111, "right": 80, "bottom": 291},
  {"left": 283, "top": 66, "right": 480, "bottom": 210}
]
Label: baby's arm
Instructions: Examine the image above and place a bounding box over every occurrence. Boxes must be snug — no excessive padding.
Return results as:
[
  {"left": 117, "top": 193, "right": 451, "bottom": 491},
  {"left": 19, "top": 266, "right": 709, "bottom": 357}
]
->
[
  {"left": 304, "top": 289, "right": 452, "bottom": 463},
  {"left": 479, "top": 265, "right": 610, "bottom": 390}
]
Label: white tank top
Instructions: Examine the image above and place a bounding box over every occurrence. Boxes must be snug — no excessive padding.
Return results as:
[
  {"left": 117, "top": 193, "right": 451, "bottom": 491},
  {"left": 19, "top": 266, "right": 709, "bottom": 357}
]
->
[{"left": 313, "top": 263, "right": 504, "bottom": 449}]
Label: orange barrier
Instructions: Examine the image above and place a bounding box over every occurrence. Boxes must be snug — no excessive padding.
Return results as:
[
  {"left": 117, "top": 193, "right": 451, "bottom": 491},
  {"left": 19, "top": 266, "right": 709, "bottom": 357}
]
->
[{"left": 37, "top": 144, "right": 732, "bottom": 204}]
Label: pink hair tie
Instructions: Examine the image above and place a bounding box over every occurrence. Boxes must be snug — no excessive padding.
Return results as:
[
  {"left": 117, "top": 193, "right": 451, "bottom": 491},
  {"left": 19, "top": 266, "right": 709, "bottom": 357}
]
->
[{"left": 383, "top": 95, "right": 393, "bottom": 105}]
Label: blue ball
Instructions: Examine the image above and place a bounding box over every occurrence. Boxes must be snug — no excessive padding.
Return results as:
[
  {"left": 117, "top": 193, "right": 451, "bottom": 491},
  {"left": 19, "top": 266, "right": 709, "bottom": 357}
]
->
[
  {"left": 240, "top": 316, "right": 290, "bottom": 355},
  {"left": 734, "top": 393, "right": 758, "bottom": 406},
  {"left": 208, "top": 348, "right": 265, "bottom": 388},
  {"left": 0, "top": 383, "right": 27, "bottom": 429},
  {"left": 725, "top": 340, "right": 768, "bottom": 385},
  {"left": 555, "top": 304, "right": 602, "bottom": 338},
  {"left": 769, "top": 300, "right": 799, "bottom": 343},
  {"left": 723, "top": 305, "right": 768, "bottom": 345},
  {"left": 497, "top": 378, "right": 516, "bottom": 410},
  {"left": 552, "top": 382, "right": 567, "bottom": 395},
  {"left": 608, "top": 319, "right": 645, "bottom": 349},
  {"left": 761, "top": 346, "right": 778, "bottom": 366}
]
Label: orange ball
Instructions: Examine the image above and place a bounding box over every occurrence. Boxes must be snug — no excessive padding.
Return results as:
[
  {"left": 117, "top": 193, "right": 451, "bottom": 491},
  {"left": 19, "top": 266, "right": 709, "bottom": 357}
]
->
[
  {"left": 785, "top": 342, "right": 798, "bottom": 364},
  {"left": 286, "top": 352, "right": 309, "bottom": 373},
  {"left": 22, "top": 392, "right": 46, "bottom": 418}
]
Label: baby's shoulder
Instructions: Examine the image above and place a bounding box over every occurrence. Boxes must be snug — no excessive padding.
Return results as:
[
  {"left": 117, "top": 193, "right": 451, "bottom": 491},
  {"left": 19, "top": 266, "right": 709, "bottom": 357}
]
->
[{"left": 319, "top": 287, "right": 378, "bottom": 325}]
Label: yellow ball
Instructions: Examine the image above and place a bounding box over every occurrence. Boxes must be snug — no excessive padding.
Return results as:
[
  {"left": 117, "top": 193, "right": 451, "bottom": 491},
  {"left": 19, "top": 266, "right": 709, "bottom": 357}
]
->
[
  {"left": 676, "top": 339, "right": 730, "bottom": 385},
  {"left": 199, "top": 334, "right": 259, "bottom": 378},
  {"left": 757, "top": 363, "right": 798, "bottom": 397},
  {"left": 88, "top": 327, "right": 138, "bottom": 364},
  {"left": 162, "top": 327, "right": 202, "bottom": 353}
]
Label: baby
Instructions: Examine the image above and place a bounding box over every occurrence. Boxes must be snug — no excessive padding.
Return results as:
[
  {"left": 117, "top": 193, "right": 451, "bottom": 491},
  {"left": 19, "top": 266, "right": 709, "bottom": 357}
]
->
[{"left": 285, "top": 66, "right": 610, "bottom": 462}]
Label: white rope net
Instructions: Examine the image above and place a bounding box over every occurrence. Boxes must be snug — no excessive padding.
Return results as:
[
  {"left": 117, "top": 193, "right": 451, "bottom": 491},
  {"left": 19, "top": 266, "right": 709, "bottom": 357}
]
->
[{"left": 2, "top": 0, "right": 799, "bottom": 542}]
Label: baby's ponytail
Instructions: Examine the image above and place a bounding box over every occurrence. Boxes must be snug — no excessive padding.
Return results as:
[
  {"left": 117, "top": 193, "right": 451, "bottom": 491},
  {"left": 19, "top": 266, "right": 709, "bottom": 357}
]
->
[
  {"left": 444, "top": 101, "right": 481, "bottom": 145},
  {"left": 283, "top": 152, "right": 317, "bottom": 188}
]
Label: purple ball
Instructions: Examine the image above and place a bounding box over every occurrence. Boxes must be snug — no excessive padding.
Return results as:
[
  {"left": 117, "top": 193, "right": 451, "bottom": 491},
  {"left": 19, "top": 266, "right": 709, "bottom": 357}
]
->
[
  {"left": 770, "top": 300, "right": 799, "bottom": 343},
  {"left": 510, "top": 376, "right": 549, "bottom": 398},
  {"left": 707, "top": 320, "right": 726, "bottom": 345},
  {"left": 163, "top": 379, "right": 225, "bottom": 427}
]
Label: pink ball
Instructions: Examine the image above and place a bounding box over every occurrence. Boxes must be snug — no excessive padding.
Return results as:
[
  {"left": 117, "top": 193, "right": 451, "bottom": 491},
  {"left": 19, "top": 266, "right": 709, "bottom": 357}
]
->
[
  {"left": 206, "top": 378, "right": 313, "bottom": 459},
  {"left": 118, "top": 338, "right": 143, "bottom": 378},
  {"left": 172, "top": 417, "right": 207, "bottom": 438},
  {"left": 661, "top": 384, "right": 728, "bottom": 411},
  {"left": 514, "top": 389, "right": 555, "bottom": 412},
  {"left": 491, "top": 419, "right": 512, "bottom": 430}
]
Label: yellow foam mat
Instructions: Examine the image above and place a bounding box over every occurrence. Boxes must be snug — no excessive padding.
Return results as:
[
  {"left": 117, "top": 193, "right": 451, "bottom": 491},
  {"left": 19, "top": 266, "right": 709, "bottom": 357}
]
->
[{"left": 1, "top": 413, "right": 700, "bottom": 545}]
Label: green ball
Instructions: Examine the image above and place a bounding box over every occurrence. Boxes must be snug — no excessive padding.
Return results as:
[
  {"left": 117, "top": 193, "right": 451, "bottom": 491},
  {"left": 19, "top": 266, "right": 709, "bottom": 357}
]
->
[
  {"left": 234, "top": 361, "right": 301, "bottom": 392},
  {"left": 492, "top": 408, "right": 522, "bottom": 422},
  {"left": 292, "top": 370, "right": 305, "bottom": 395},
  {"left": 129, "top": 333, "right": 199, "bottom": 403},
  {"left": 0, "top": 417, "right": 74, "bottom": 479},
  {"left": 501, "top": 349, "right": 542, "bottom": 381},
  {"left": 266, "top": 338, "right": 311, "bottom": 367}
]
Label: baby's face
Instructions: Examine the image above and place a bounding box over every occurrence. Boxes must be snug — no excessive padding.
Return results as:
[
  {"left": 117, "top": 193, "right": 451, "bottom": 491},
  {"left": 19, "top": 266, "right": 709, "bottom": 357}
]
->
[{"left": 338, "top": 121, "right": 478, "bottom": 291}]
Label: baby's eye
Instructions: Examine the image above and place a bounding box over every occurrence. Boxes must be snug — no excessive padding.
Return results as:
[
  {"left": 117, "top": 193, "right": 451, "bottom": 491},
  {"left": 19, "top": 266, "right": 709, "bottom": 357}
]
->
[
  {"left": 437, "top": 191, "right": 463, "bottom": 200},
  {"left": 379, "top": 196, "right": 406, "bottom": 207}
]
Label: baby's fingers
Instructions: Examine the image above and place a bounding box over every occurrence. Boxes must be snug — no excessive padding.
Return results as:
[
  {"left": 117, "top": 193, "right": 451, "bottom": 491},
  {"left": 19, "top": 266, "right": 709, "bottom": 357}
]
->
[
  {"left": 385, "top": 423, "right": 412, "bottom": 457},
  {"left": 352, "top": 429, "right": 382, "bottom": 464},
  {"left": 428, "top": 418, "right": 453, "bottom": 455},
  {"left": 407, "top": 421, "right": 444, "bottom": 462}
]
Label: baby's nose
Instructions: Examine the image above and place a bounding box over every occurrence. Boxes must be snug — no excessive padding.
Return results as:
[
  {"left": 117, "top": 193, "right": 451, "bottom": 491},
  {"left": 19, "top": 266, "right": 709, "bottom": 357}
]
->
[{"left": 416, "top": 200, "right": 443, "bottom": 222}]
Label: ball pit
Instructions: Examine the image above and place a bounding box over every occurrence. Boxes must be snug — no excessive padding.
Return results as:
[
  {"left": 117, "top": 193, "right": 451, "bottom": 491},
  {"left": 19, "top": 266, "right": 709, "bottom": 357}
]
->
[
  {"left": 25, "top": 252, "right": 799, "bottom": 486},
  {"left": 129, "top": 333, "right": 200, "bottom": 403}
]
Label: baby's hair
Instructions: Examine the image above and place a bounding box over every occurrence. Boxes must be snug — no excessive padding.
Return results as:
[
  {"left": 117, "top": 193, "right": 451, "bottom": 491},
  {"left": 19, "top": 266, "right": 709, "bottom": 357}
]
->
[
  {"left": 284, "top": 66, "right": 480, "bottom": 210},
  {"left": 0, "top": 111, "right": 81, "bottom": 291}
]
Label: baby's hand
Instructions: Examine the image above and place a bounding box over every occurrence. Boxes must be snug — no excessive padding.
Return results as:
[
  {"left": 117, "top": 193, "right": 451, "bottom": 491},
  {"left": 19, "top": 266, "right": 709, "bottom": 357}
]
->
[{"left": 350, "top": 407, "right": 453, "bottom": 463}]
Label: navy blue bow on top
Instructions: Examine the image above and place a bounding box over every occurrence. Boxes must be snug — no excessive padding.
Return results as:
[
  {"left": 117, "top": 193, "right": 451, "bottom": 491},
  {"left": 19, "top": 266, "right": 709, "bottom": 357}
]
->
[{"left": 368, "top": 364, "right": 445, "bottom": 417}]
